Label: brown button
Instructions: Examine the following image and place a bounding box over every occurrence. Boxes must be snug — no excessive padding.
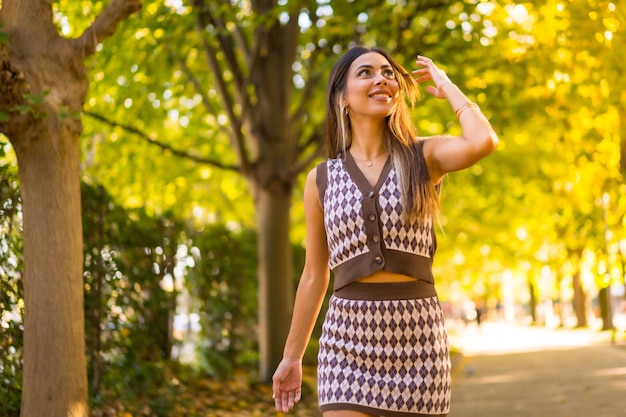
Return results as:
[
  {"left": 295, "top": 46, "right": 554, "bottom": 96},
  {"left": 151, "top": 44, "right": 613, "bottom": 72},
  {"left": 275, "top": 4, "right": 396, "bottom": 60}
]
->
[
  {"left": 374, "top": 256, "right": 383, "bottom": 264},
  {"left": 367, "top": 190, "right": 375, "bottom": 198},
  {"left": 372, "top": 235, "right": 380, "bottom": 243},
  {"left": 368, "top": 214, "right": 376, "bottom": 222}
]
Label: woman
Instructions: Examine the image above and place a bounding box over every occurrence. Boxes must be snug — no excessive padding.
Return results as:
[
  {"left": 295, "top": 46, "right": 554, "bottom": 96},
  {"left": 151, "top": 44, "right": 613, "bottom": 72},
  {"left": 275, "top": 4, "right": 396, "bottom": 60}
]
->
[{"left": 272, "top": 46, "right": 498, "bottom": 417}]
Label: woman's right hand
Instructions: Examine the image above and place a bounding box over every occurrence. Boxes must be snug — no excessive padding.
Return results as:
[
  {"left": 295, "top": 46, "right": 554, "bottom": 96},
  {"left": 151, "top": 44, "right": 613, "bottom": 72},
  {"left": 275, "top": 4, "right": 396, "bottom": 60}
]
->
[{"left": 272, "top": 357, "right": 303, "bottom": 413}]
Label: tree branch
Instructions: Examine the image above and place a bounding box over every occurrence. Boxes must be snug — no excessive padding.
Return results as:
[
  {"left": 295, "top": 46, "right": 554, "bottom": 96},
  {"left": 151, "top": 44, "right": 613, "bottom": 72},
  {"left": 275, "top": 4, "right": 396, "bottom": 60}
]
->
[
  {"left": 73, "top": 0, "right": 142, "bottom": 57},
  {"left": 175, "top": 54, "right": 232, "bottom": 137},
  {"left": 202, "top": 1, "right": 246, "bottom": 98},
  {"left": 191, "top": 0, "right": 251, "bottom": 175},
  {"left": 291, "top": 48, "right": 325, "bottom": 130},
  {"left": 221, "top": 0, "right": 251, "bottom": 61},
  {"left": 240, "top": 22, "right": 267, "bottom": 123},
  {"left": 83, "top": 110, "right": 240, "bottom": 172},
  {"left": 292, "top": 131, "right": 324, "bottom": 177}
]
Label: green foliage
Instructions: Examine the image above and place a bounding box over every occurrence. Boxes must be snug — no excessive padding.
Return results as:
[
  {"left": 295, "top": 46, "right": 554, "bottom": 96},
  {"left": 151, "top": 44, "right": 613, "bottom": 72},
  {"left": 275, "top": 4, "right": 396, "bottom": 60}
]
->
[
  {"left": 183, "top": 224, "right": 258, "bottom": 378},
  {"left": 11, "top": 91, "right": 50, "bottom": 119},
  {"left": 80, "top": 0, "right": 251, "bottom": 222},
  {"left": 0, "top": 160, "right": 23, "bottom": 417},
  {"left": 182, "top": 226, "right": 310, "bottom": 377},
  {"left": 3, "top": 0, "right": 625, "bottom": 411},
  {"left": 81, "top": 182, "right": 183, "bottom": 401},
  {"left": 0, "top": 170, "right": 296, "bottom": 413},
  {"left": 0, "top": 22, "right": 7, "bottom": 44},
  {"left": 74, "top": 0, "right": 624, "bottom": 324}
]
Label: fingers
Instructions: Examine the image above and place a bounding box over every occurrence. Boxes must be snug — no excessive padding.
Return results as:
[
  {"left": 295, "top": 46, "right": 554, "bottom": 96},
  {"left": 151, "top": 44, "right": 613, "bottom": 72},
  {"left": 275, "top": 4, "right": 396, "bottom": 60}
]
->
[
  {"left": 413, "top": 55, "right": 451, "bottom": 96},
  {"left": 412, "top": 70, "right": 433, "bottom": 84},
  {"left": 271, "top": 359, "right": 303, "bottom": 412},
  {"left": 412, "top": 55, "right": 435, "bottom": 84},
  {"left": 415, "top": 54, "right": 434, "bottom": 68},
  {"left": 273, "top": 388, "right": 301, "bottom": 412},
  {"left": 414, "top": 54, "right": 441, "bottom": 76},
  {"left": 416, "top": 54, "right": 432, "bottom": 61},
  {"left": 288, "top": 390, "right": 295, "bottom": 409},
  {"left": 295, "top": 388, "right": 302, "bottom": 403},
  {"left": 425, "top": 85, "right": 439, "bottom": 96},
  {"left": 272, "top": 376, "right": 300, "bottom": 412}
]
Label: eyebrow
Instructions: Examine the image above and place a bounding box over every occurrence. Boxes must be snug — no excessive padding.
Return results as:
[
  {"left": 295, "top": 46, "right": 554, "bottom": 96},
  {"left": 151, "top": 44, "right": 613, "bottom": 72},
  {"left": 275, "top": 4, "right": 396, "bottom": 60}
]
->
[{"left": 355, "top": 64, "right": 393, "bottom": 72}]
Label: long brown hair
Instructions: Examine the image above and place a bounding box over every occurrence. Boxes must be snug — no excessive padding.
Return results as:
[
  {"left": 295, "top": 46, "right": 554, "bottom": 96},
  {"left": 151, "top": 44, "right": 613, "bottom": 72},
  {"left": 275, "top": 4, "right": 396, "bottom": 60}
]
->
[{"left": 324, "top": 45, "right": 439, "bottom": 222}]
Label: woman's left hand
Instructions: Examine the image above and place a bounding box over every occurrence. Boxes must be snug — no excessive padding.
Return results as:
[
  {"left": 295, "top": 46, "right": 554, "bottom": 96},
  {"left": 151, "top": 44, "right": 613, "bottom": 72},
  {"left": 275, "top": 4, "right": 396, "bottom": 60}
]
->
[{"left": 412, "top": 55, "right": 452, "bottom": 99}]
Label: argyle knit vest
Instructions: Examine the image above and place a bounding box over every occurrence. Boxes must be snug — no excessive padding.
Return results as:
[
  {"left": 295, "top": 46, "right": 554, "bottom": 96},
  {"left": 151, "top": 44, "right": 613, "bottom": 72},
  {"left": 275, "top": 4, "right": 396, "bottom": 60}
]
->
[{"left": 316, "top": 151, "right": 437, "bottom": 291}]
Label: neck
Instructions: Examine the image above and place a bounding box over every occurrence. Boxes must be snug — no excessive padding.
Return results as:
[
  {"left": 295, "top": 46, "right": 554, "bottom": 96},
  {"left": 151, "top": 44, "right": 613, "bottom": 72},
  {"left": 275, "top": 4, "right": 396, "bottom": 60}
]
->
[{"left": 349, "top": 116, "right": 387, "bottom": 160}]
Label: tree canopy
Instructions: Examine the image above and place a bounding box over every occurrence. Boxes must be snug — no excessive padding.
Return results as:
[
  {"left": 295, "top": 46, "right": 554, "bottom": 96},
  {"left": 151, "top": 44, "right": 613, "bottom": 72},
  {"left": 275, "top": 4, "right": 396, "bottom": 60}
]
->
[
  {"left": 1, "top": 0, "right": 625, "bottom": 414},
  {"left": 75, "top": 0, "right": 624, "bottom": 301}
]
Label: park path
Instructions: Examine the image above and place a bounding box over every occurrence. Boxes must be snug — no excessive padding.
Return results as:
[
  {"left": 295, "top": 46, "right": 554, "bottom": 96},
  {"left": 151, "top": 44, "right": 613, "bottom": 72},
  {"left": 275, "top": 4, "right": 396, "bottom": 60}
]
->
[{"left": 447, "top": 321, "right": 626, "bottom": 417}]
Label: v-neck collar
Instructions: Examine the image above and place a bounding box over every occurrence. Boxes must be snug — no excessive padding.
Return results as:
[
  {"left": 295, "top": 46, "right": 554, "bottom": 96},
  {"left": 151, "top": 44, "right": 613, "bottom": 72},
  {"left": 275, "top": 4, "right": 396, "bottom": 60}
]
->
[{"left": 343, "top": 151, "right": 393, "bottom": 193}]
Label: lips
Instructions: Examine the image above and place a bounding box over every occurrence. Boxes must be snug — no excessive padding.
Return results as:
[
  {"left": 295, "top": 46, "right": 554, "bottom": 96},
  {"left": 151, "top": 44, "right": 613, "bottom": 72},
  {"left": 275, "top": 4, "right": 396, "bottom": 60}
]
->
[{"left": 369, "top": 90, "right": 392, "bottom": 100}]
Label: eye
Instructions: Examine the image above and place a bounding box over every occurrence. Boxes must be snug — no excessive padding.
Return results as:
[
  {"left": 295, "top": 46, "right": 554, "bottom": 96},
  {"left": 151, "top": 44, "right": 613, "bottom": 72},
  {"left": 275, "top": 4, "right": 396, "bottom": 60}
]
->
[
  {"left": 357, "top": 68, "right": 371, "bottom": 76},
  {"left": 383, "top": 68, "right": 396, "bottom": 78}
]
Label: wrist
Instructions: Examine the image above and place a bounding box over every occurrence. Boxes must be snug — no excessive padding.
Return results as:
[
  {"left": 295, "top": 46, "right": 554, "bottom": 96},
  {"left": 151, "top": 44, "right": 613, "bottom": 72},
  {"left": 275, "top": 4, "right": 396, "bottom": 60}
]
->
[
  {"left": 454, "top": 101, "right": 480, "bottom": 118},
  {"left": 439, "top": 80, "right": 454, "bottom": 90}
]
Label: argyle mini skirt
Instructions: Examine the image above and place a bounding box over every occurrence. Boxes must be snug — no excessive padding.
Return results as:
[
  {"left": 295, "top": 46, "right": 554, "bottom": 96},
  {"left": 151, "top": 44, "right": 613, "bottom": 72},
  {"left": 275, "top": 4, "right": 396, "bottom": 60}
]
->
[{"left": 317, "top": 281, "right": 451, "bottom": 417}]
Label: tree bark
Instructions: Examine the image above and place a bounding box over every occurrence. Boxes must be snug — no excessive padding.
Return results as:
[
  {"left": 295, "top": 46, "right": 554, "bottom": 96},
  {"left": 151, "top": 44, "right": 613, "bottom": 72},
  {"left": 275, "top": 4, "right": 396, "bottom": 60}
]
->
[
  {"left": 0, "top": 1, "right": 141, "bottom": 415},
  {"left": 256, "top": 183, "right": 294, "bottom": 381},
  {"left": 527, "top": 274, "right": 537, "bottom": 325},
  {"left": 15, "top": 120, "right": 88, "bottom": 417},
  {"left": 598, "top": 286, "right": 613, "bottom": 331},
  {"left": 571, "top": 269, "right": 588, "bottom": 328}
]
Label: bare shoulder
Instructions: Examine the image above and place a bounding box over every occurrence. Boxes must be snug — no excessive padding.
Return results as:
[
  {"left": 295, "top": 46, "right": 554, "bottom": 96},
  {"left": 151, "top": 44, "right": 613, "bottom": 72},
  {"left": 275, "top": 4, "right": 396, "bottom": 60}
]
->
[
  {"left": 305, "top": 166, "right": 319, "bottom": 189},
  {"left": 303, "top": 165, "right": 323, "bottom": 210},
  {"left": 306, "top": 166, "right": 317, "bottom": 180}
]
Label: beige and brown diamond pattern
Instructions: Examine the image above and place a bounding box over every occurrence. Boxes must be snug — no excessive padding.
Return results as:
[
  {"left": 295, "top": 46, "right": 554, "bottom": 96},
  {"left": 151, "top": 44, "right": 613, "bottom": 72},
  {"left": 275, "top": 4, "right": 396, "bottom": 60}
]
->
[
  {"left": 318, "top": 296, "right": 451, "bottom": 415},
  {"left": 379, "top": 172, "right": 433, "bottom": 258},
  {"left": 324, "top": 159, "right": 369, "bottom": 269}
]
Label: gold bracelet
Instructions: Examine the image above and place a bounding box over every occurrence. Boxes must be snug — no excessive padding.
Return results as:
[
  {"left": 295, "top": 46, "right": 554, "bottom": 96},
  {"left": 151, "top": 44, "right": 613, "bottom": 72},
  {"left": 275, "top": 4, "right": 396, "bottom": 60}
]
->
[{"left": 454, "top": 102, "right": 479, "bottom": 118}]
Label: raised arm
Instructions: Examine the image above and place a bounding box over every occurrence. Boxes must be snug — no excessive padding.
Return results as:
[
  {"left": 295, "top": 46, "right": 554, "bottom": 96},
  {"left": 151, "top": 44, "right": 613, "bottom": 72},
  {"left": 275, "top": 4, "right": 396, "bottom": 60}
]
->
[
  {"left": 272, "top": 167, "right": 331, "bottom": 413},
  {"left": 412, "top": 55, "right": 499, "bottom": 184}
]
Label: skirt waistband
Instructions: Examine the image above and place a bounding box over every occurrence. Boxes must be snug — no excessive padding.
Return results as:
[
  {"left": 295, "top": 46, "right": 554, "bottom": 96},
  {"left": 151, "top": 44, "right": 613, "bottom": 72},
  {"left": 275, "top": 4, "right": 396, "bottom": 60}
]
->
[{"left": 334, "top": 280, "right": 437, "bottom": 301}]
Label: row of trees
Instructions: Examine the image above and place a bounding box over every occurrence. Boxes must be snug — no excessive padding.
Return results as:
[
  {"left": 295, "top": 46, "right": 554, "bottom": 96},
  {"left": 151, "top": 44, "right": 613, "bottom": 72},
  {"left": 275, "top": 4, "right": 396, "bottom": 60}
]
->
[
  {"left": 1, "top": 0, "right": 625, "bottom": 415},
  {"left": 1, "top": 162, "right": 288, "bottom": 414},
  {"left": 80, "top": 0, "right": 626, "bottom": 372}
]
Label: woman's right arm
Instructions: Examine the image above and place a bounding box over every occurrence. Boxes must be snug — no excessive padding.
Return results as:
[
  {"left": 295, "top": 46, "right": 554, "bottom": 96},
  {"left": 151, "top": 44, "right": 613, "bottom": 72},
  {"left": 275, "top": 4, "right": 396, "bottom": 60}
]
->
[{"left": 272, "top": 167, "right": 330, "bottom": 413}]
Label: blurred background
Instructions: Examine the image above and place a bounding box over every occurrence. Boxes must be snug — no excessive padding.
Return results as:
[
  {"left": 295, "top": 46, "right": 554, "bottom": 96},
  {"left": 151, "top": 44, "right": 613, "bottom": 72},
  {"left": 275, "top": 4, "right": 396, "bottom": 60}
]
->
[{"left": 1, "top": 0, "right": 624, "bottom": 416}]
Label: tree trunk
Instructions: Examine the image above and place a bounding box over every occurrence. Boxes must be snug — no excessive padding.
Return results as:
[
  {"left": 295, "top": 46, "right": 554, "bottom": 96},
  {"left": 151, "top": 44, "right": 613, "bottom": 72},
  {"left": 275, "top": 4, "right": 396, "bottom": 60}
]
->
[
  {"left": 571, "top": 269, "right": 588, "bottom": 328},
  {"left": 15, "top": 125, "right": 88, "bottom": 416},
  {"left": 256, "top": 184, "right": 294, "bottom": 381},
  {"left": 0, "top": 3, "right": 90, "bottom": 412},
  {"left": 598, "top": 286, "right": 613, "bottom": 331},
  {"left": 615, "top": 29, "right": 626, "bottom": 311},
  {"left": 528, "top": 274, "right": 537, "bottom": 325},
  {"left": 1, "top": 1, "right": 141, "bottom": 414}
]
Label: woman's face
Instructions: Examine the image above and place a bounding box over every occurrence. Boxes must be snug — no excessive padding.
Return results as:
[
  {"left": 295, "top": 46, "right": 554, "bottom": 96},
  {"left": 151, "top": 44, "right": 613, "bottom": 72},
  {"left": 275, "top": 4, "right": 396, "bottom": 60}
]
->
[{"left": 343, "top": 52, "right": 400, "bottom": 120}]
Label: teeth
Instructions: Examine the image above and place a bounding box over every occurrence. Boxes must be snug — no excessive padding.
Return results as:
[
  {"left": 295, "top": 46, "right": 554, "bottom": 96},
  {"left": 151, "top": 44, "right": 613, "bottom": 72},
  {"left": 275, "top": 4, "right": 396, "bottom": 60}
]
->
[{"left": 371, "top": 93, "right": 389, "bottom": 98}]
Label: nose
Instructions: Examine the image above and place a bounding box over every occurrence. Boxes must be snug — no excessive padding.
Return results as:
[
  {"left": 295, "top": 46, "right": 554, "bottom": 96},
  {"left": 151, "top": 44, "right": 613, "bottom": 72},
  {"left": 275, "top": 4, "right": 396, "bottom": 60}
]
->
[{"left": 373, "top": 72, "right": 387, "bottom": 85}]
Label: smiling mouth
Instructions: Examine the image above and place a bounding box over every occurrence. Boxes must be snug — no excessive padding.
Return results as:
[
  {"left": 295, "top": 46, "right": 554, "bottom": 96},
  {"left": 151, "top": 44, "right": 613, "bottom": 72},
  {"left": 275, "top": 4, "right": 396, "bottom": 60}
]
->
[{"left": 370, "top": 93, "right": 391, "bottom": 99}]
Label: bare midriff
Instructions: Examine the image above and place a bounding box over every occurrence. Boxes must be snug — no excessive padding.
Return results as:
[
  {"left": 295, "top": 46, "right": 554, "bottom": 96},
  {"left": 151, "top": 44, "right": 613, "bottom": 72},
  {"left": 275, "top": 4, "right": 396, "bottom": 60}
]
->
[{"left": 356, "top": 270, "right": 417, "bottom": 283}]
